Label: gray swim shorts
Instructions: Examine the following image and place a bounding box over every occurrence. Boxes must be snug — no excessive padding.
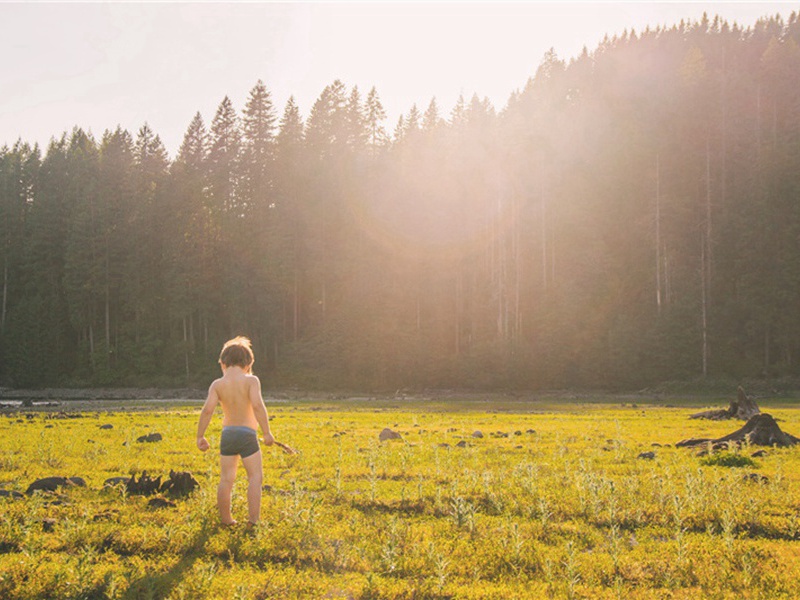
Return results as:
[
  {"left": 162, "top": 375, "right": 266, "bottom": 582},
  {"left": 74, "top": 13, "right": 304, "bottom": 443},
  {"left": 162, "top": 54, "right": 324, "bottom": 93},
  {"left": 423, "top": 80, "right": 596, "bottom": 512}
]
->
[{"left": 220, "top": 426, "right": 260, "bottom": 458}]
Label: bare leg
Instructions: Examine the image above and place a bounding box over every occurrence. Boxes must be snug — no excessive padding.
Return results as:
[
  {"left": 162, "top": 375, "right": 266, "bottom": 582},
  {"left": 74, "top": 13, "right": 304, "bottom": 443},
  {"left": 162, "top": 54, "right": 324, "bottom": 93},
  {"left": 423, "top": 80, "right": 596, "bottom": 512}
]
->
[
  {"left": 241, "top": 450, "right": 263, "bottom": 525},
  {"left": 218, "top": 454, "right": 239, "bottom": 525}
]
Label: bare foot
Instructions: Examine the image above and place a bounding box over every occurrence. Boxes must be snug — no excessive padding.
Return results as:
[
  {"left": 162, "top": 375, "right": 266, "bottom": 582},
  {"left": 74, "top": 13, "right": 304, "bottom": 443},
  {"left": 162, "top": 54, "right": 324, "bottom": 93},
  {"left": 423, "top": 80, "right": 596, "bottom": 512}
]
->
[{"left": 221, "top": 520, "right": 238, "bottom": 527}]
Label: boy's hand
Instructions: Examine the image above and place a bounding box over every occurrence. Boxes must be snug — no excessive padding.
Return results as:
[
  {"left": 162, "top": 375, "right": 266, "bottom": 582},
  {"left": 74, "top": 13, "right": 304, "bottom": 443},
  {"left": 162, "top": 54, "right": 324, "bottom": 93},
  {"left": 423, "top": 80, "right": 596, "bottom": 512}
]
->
[
  {"left": 197, "top": 437, "right": 210, "bottom": 452},
  {"left": 262, "top": 432, "right": 275, "bottom": 446}
]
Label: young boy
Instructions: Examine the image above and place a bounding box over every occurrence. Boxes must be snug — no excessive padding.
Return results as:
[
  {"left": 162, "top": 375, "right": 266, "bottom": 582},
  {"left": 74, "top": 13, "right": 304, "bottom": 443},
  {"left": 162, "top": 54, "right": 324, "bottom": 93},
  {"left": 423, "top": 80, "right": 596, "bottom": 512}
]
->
[{"left": 196, "top": 336, "right": 274, "bottom": 526}]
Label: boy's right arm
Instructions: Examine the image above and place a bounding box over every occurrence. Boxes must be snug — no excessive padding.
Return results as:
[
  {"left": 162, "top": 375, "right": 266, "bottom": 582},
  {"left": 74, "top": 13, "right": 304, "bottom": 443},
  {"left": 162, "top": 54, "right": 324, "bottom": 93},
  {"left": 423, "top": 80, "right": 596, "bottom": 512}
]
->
[{"left": 196, "top": 382, "right": 219, "bottom": 451}]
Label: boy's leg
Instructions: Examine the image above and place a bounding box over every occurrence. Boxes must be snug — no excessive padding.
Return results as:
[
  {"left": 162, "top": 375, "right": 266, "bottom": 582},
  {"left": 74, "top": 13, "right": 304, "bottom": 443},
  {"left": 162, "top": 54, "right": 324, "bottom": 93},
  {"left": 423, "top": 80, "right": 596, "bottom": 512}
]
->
[
  {"left": 241, "top": 450, "right": 263, "bottom": 525},
  {"left": 218, "top": 454, "right": 239, "bottom": 525}
]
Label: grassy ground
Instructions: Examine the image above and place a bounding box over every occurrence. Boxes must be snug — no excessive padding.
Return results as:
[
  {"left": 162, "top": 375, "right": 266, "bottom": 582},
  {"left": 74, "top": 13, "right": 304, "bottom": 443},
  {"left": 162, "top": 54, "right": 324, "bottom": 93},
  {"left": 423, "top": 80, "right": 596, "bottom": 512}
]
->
[{"left": 1, "top": 395, "right": 800, "bottom": 599}]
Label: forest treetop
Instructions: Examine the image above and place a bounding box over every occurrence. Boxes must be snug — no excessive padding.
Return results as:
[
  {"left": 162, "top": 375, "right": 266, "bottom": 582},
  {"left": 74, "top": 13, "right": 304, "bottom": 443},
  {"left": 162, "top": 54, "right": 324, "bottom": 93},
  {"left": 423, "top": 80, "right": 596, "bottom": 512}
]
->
[{"left": 2, "top": 12, "right": 799, "bottom": 390}]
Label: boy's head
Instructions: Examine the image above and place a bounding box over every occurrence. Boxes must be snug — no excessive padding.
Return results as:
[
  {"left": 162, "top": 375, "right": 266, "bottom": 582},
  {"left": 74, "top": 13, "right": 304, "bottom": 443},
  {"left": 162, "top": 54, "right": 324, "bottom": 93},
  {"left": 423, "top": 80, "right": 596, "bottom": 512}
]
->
[{"left": 219, "top": 336, "right": 254, "bottom": 369}]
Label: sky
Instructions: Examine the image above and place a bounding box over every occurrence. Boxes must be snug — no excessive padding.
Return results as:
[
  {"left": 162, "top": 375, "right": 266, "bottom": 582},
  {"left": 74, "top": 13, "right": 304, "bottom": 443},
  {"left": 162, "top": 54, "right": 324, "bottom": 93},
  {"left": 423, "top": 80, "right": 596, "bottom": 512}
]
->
[{"left": 1, "top": 2, "right": 797, "bottom": 157}]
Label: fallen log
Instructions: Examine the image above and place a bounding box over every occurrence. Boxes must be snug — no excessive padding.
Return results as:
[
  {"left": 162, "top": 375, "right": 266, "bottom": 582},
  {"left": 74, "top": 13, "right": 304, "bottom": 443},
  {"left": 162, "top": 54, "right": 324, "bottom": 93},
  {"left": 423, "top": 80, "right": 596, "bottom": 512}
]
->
[
  {"left": 690, "top": 386, "right": 760, "bottom": 420},
  {"left": 677, "top": 413, "right": 800, "bottom": 448}
]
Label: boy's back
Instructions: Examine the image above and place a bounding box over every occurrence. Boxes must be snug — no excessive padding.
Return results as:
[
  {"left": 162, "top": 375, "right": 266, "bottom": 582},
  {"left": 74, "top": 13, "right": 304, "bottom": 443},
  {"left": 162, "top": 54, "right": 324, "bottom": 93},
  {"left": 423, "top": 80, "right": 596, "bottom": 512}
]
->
[{"left": 212, "top": 369, "right": 260, "bottom": 430}]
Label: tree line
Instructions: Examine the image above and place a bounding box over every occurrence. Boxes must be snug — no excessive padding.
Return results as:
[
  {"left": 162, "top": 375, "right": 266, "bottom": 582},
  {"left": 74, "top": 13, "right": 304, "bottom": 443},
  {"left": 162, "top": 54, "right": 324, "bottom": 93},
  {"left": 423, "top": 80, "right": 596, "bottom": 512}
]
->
[{"left": 2, "top": 12, "right": 799, "bottom": 390}]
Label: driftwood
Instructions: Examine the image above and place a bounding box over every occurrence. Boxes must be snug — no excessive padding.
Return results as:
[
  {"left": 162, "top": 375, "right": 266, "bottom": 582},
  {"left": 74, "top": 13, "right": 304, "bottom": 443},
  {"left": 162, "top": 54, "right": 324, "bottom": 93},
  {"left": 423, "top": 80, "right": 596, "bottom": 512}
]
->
[
  {"left": 690, "top": 386, "right": 760, "bottom": 420},
  {"left": 160, "top": 470, "right": 199, "bottom": 498},
  {"left": 677, "top": 413, "right": 800, "bottom": 448}
]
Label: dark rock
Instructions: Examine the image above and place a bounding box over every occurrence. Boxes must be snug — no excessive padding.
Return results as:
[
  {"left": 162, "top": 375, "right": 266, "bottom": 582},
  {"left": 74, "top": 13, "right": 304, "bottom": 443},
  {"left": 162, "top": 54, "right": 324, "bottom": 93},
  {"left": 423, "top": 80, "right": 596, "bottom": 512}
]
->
[
  {"left": 42, "top": 518, "right": 56, "bottom": 532},
  {"left": 638, "top": 451, "right": 656, "bottom": 460},
  {"left": 26, "top": 477, "right": 85, "bottom": 495},
  {"left": 437, "top": 443, "right": 450, "bottom": 448},
  {"left": 471, "top": 431, "right": 484, "bottom": 439},
  {"left": 456, "top": 440, "right": 468, "bottom": 448},
  {"left": 147, "top": 497, "right": 176, "bottom": 509},
  {"left": 514, "top": 431, "right": 522, "bottom": 436},
  {"left": 526, "top": 429, "right": 536, "bottom": 434},
  {"left": 99, "top": 424, "right": 114, "bottom": 430},
  {"left": 93, "top": 510, "right": 118, "bottom": 522},
  {"left": 751, "top": 450, "right": 768, "bottom": 458},
  {"left": 0, "top": 489, "right": 24, "bottom": 499},
  {"left": 742, "top": 473, "right": 769, "bottom": 484},
  {"left": 379, "top": 428, "right": 402, "bottom": 441},
  {"left": 136, "top": 432, "right": 163, "bottom": 443},
  {"left": 44, "top": 424, "right": 54, "bottom": 429},
  {"left": 651, "top": 443, "right": 662, "bottom": 448}
]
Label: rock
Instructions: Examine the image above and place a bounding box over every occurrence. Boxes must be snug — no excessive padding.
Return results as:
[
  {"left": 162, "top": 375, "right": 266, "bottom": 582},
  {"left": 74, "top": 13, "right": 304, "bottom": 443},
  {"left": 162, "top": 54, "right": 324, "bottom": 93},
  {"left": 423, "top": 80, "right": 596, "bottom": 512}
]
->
[
  {"left": 42, "top": 518, "right": 56, "bottom": 532},
  {"left": 514, "top": 431, "right": 522, "bottom": 436},
  {"left": 471, "top": 431, "right": 484, "bottom": 438},
  {"left": 751, "top": 450, "right": 767, "bottom": 458},
  {"left": 0, "top": 490, "right": 24, "bottom": 499},
  {"left": 526, "top": 429, "right": 536, "bottom": 434},
  {"left": 99, "top": 424, "right": 113, "bottom": 430},
  {"left": 456, "top": 440, "right": 468, "bottom": 448},
  {"left": 44, "top": 424, "right": 54, "bottom": 429},
  {"left": 638, "top": 452, "right": 656, "bottom": 460},
  {"left": 136, "top": 432, "right": 163, "bottom": 443},
  {"left": 147, "top": 497, "right": 176, "bottom": 509},
  {"left": 160, "top": 470, "right": 199, "bottom": 498},
  {"left": 379, "top": 428, "right": 402, "bottom": 441},
  {"left": 437, "top": 443, "right": 450, "bottom": 448},
  {"left": 651, "top": 443, "right": 662, "bottom": 448},
  {"left": 93, "top": 510, "right": 118, "bottom": 522},
  {"left": 26, "top": 477, "right": 86, "bottom": 495}
]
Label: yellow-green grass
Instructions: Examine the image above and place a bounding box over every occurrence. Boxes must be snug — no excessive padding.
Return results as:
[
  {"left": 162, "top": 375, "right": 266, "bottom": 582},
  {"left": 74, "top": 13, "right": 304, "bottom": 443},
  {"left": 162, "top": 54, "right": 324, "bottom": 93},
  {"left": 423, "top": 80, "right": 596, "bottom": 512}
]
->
[{"left": 1, "top": 399, "right": 800, "bottom": 599}]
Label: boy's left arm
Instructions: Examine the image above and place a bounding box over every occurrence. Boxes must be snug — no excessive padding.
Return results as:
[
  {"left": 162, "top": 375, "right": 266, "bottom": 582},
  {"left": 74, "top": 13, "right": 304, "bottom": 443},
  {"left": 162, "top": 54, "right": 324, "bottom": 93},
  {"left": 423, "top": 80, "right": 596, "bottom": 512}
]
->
[
  {"left": 249, "top": 376, "right": 274, "bottom": 446},
  {"left": 196, "top": 383, "right": 220, "bottom": 451}
]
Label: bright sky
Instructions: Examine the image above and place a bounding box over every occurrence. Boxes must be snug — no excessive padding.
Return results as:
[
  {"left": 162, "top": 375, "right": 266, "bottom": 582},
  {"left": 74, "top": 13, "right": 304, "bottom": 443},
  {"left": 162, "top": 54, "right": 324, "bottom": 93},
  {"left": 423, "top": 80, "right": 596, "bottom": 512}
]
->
[{"left": 1, "top": 2, "right": 796, "bottom": 157}]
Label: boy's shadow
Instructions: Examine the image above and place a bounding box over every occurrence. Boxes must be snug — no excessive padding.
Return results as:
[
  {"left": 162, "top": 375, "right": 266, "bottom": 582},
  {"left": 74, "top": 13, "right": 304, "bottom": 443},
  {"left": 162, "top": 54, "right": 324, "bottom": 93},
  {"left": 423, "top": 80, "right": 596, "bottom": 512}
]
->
[{"left": 122, "top": 519, "right": 231, "bottom": 599}]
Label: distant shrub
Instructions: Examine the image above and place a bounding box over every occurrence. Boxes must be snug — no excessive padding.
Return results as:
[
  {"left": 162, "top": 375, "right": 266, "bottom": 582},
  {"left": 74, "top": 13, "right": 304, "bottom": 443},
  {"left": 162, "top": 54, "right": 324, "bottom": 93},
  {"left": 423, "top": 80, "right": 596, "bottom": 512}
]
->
[{"left": 700, "top": 452, "right": 756, "bottom": 468}]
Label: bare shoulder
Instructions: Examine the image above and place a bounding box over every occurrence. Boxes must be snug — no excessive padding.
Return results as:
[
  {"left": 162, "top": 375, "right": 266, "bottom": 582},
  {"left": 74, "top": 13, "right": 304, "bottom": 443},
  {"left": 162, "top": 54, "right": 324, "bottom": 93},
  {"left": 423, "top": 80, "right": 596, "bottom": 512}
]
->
[{"left": 246, "top": 374, "right": 261, "bottom": 386}]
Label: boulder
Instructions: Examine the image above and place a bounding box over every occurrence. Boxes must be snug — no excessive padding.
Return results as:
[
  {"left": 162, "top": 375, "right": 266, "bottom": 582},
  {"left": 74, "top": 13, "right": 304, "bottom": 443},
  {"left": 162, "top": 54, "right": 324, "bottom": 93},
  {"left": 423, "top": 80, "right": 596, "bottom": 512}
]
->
[
  {"left": 0, "top": 489, "right": 23, "bottom": 499},
  {"left": 99, "top": 424, "right": 114, "bottom": 430},
  {"left": 471, "top": 431, "right": 484, "bottom": 439},
  {"left": 379, "top": 428, "right": 402, "bottom": 441},
  {"left": 638, "top": 451, "right": 656, "bottom": 460},
  {"left": 136, "top": 432, "right": 163, "bottom": 443}
]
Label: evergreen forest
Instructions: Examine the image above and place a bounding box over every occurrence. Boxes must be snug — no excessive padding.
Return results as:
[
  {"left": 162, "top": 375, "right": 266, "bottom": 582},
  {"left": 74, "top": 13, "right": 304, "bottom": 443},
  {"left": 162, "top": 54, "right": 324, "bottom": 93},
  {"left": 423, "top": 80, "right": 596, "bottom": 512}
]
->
[{"left": 2, "top": 13, "right": 800, "bottom": 390}]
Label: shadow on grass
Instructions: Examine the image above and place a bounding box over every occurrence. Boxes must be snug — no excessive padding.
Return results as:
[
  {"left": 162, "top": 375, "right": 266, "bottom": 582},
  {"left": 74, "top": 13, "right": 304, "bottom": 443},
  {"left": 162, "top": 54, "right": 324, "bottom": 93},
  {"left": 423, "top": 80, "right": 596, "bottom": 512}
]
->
[{"left": 122, "top": 519, "right": 220, "bottom": 599}]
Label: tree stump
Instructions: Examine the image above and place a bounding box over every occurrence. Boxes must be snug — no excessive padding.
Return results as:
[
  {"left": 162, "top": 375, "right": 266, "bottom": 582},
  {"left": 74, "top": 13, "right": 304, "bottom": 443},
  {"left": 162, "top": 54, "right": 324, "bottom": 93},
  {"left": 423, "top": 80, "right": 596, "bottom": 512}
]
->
[
  {"left": 677, "top": 413, "right": 800, "bottom": 448},
  {"left": 689, "top": 386, "right": 760, "bottom": 420}
]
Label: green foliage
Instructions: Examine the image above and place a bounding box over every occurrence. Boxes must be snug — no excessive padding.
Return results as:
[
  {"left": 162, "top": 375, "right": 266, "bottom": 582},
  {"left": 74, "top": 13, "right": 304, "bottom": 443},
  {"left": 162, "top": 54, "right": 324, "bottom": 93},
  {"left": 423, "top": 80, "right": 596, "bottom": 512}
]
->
[{"left": 700, "top": 451, "right": 757, "bottom": 468}]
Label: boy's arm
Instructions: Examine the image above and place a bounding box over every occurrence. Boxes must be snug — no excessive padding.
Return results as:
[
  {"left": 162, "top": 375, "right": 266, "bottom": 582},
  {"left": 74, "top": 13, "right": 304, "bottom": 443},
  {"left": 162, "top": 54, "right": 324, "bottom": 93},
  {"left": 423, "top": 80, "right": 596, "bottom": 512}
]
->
[
  {"left": 196, "top": 382, "right": 220, "bottom": 451},
  {"left": 249, "top": 375, "right": 274, "bottom": 446}
]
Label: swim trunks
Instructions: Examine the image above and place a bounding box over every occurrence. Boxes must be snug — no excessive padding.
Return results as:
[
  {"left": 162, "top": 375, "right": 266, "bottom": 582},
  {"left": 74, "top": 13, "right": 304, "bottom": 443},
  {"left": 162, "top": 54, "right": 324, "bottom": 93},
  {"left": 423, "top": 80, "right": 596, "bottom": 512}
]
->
[{"left": 220, "top": 426, "right": 260, "bottom": 458}]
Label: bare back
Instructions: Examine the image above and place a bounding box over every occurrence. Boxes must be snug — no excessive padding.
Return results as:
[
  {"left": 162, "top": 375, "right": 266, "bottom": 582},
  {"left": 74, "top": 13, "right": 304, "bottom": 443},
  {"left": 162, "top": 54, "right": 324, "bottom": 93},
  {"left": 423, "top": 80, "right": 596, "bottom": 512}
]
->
[{"left": 212, "top": 370, "right": 261, "bottom": 430}]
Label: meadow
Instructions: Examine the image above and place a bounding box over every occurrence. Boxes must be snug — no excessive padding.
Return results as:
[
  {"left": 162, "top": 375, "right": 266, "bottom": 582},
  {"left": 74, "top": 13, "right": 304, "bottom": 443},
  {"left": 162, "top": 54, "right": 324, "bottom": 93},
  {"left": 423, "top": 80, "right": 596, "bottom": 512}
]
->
[{"left": 1, "top": 394, "right": 800, "bottom": 599}]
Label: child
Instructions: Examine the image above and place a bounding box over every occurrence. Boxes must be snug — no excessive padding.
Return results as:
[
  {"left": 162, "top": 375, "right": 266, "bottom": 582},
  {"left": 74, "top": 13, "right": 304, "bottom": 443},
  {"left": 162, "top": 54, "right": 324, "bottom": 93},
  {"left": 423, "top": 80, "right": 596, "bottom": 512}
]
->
[{"left": 196, "top": 336, "right": 275, "bottom": 526}]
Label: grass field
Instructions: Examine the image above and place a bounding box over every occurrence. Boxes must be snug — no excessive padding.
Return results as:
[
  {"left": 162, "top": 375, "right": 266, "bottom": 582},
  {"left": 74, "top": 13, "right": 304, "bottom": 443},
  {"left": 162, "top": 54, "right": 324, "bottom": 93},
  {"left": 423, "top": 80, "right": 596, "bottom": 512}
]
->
[{"left": 1, "top": 394, "right": 800, "bottom": 599}]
